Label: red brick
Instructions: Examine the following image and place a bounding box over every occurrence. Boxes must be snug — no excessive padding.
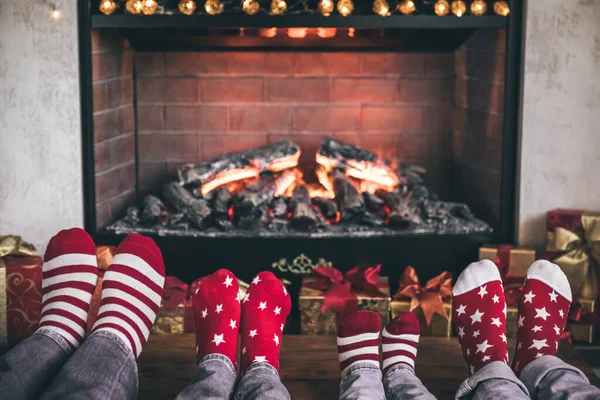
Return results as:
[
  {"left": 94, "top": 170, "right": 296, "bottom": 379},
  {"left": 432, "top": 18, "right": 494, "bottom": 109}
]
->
[
  {"left": 164, "top": 105, "right": 227, "bottom": 131},
  {"left": 106, "top": 78, "right": 134, "bottom": 108},
  {"left": 138, "top": 105, "right": 163, "bottom": 132},
  {"left": 360, "top": 106, "right": 422, "bottom": 133},
  {"left": 94, "top": 106, "right": 134, "bottom": 142},
  {"left": 455, "top": 79, "right": 504, "bottom": 114},
  {"left": 331, "top": 78, "right": 395, "bottom": 103},
  {"left": 137, "top": 78, "right": 198, "bottom": 103},
  {"left": 139, "top": 161, "right": 167, "bottom": 189},
  {"left": 94, "top": 134, "right": 135, "bottom": 172},
  {"left": 355, "top": 135, "right": 399, "bottom": 163},
  {"left": 293, "top": 53, "right": 361, "bottom": 75},
  {"left": 201, "top": 135, "right": 267, "bottom": 160},
  {"left": 361, "top": 53, "right": 424, "bottom": 76},
  {"left": 422, "top": 106, "right": 452, "bottom": 132},
  {"left": 138, "top": 134, "right": 200, "bottom": 161},
  {"left": 92, "top": 50, "right": 133, "bottom": 81},
  {"left": 95, "top": 162, "right": 136, "bottom": 202},
  {"left": 424, "top": 54, "right": 455, "bottom": 78},
  {"left": 93, "top": 82, "right": 106, "bottom": 112},
  {"left": 92, "top": 29, "right": 127, "bottom": 54},
  {"left": 264, "top": 53, "right": 296, "bottom": 74},
  {"left": 429, "top": 131, "right": 453, "bottom": 160},
  {"left": 396, "top": 79, "right": 454, "bottom": 104},
  {"left": 265, "top": 78, "right": 329, "bottom": 103},
  {"left": 395, "top": 134, "right": 430, "bottom": 160},
  {"left": 229, "top": 105, "right": 292, "bottom": 132},
  {"left": 473, "top": 52, "right": 506, "bottom": 82},
  {"left": 109, "top": 190, "right": 137, "bottom": 222},
  {"left": 293, "top": 106, "right": 359, "bottom": 132},
  {"left": 135, "top": 53, "right": 165, "bottom": 76},
  {"left": 166, "top": 53, "right": 229, "bottom": 75},
  {"left": 202, "top": 77, "right": 263, "bottom": 103},
  {"left": 96, "top": 201, "right": 112, "bottom": 229},
  {"left": 452, "top": 108, "right": 503, "bottom": 141}
]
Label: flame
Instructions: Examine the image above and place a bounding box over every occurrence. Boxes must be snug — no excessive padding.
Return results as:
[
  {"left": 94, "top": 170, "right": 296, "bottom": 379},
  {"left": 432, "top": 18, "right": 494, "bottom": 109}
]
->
[
  {"left": 201, "top": 167, "right": 260, "bottom": 196},
  {"left": 345, "top": 160, "right": 399, "bottom": 189},
  {"left": 306, "top": 183, "right": 335, "bottom": 199},
  {"left": 267, "top": 151, "right": 301, "bottom": 172},
  {"left": 315, "top": 165, "right": 335, "bottom": 197},
  {"left": 274, "top": 169, "right": 299, "bottom": 197}
]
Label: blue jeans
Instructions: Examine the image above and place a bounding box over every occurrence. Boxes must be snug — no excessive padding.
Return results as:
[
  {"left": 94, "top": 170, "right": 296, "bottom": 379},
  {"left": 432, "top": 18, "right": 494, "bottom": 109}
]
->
[
  {"left": 0, "top": 328, "right": 137, "bottom": 400},
  {"left": 175, "top": 353, "right": 291, "bottom": 400}
]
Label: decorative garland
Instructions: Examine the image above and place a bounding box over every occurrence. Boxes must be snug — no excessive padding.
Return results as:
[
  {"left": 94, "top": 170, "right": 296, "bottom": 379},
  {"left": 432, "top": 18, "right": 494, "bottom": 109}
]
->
[{"left": 99, "top": 0, "right": 510, "bottom": 17}]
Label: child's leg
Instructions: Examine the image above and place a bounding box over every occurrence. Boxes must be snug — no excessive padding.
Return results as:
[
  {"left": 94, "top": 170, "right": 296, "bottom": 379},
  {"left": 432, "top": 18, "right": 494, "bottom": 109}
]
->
[
  {"left": 452, "top": 260, "right": 529, "bottom": 400},
  {"left": 41, "top": 233, "right": 165, "bottom": 400},
  {"left": 0, "top": 228, "right": 98, "bottom": 399},
  {"left": 382, "top": 313, "right": 436, "bottom": 400}
]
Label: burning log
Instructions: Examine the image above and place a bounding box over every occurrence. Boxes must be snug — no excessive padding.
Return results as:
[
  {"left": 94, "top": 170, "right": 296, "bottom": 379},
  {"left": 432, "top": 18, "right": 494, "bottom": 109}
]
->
[
  {"left": 162, "top": 182, "right": 212, "bottom": 229},
  {"left": 210, "top": 187, "right": 233, "bottom": 231},
  {"left": 312, "top": 196, "right": 338, "bottom": 220},
  {"left": 271, "top": 196, "right": 288, "bottom": 219},
  {"left": 289, "top": 184, "right": 319, "bottom": 230},
  {"left": 140, "top": 195, "right": 167, "bottom": 225},
  {"left": 375, "top": 189, "right": 420, "bottom": 228},
  {"left": 331, "top": 170, "right": 365, "bottom": 222},
  {"left": 234, "top": 173, "right": 277, "bottom": 218},
  {"left": 274, "top": 168, "right": 300, "bottom": 197},
  {"left": 177, "top": 141, "right": 301, "bottom": 196},
  {"left": 362, "top": 192, "right": 384, "bottom": 213}
]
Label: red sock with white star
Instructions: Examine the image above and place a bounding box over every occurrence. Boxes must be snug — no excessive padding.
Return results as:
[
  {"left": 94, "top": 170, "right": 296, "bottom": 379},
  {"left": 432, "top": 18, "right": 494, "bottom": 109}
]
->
[
  {"left": 337, "top": 311, "right": 381, "bottom": 377},
  {"left": 452, "top": 260, "right": 509, "bottom": 375},
  {"left": 192, "top": 269, "right": 241, "bottom": 367},
  {"left": 38, "top": 228, "right": 98, "bottom": 348},
  {"left": 240, "top": 271, "right": 291, "bottom": 372},
  {"left": 512, "top": 260, "right": 571, "bottom": 375},
  {"left": 382, "top": 312, "right": 420, "bottom": 374}
]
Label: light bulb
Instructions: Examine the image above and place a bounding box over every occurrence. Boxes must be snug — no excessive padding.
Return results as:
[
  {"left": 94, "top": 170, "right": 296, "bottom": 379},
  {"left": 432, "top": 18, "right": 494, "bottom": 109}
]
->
[
  {"left": 179, "top": 0, "right": 197, "bottom": 14},
  {"left": 493, "top": 0, "right": 509, "bottom": 16},
  {"left": 318, "top": 0, "right": 334, "bottom": 15},
  {"left": 126, "top": 0, "right": 144, "bottom": 14},
  {"left": 470, "top": 0, "right": 487, "bottom": 15},
  {"left": 271, "top": 0, "right": 287, "bottom": 14},
  {"left": 397, "top": 0, "right": 416, "bottom": 15},
  {"left": 434, "top": 0, "right": 450, "bottom": 15},
  {"left": 141, "top": 0, "right": 158, "bottom": 15},
  {"left": 258, "top": 27, "right": 278, "bottom": 37},
  {"left": 242, "top": 0, "right": 260, "bottom": 14},
  {"left": 205, "top": 0, "right": 223, "bottom": 14},
  {"left": 99, "top": 0, "right": 118, "bottom": 15},
  {"left": 373, "top": 0, "right": 391, "bottom": 16},
  {"left": 348, "top": 27, "right": 355, "bottom": 37},
  {"left": 337, "top": 0, "right": 354, "bottom": 16},
  {"left": 51, "top": 8, "right": 62, "bottom": 20},
  {"left": 451, "top": 0, "right": 466, "bottom": 16},
  {"left": 317, "top": 28, "right": 337, "bottom": 38}
]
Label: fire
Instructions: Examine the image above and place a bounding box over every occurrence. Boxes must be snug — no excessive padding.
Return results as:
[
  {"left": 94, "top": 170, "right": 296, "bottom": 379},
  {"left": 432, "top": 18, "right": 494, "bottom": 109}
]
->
[
  {"left": 345, "top": 160, "right": 399, "bottom": 191},
  {"left": 201, "top": 167, "right": 260, "bottom": 196},
  {"left": 267, "top": 151, "right": 301, "bottom": 172},
  {"left": 315, "top": 165, "right": 335, "bottom": 196},
  {"left": 306, "top": 183, "right": 335, "bottom": 199},
  {"left": 274, "top": 169, "right": 299, "bottom": 197}
]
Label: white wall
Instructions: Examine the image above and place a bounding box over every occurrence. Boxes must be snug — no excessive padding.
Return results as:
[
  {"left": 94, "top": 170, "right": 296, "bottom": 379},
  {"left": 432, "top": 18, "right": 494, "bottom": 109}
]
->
[
  {"left": 0, "top": 1, "right": 83, "bottom": 253},
  {"left": 517, "top": 0, "right": 600, "bottom": 248}
]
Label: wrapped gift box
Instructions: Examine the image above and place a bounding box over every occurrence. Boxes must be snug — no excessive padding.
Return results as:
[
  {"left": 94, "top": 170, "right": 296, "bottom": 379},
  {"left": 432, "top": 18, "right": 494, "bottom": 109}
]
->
[
  {"left": 299, "top": 276, "right": 390, "bottom": 335},
  {"left": 479, "top": 245, "right": 536, "bottom": 279},
  {"left": 506, "top": 306, "right": 519, "bottom": 338},
  {"left": 391, "top": 300, "right": 451, "bottom": 337}
]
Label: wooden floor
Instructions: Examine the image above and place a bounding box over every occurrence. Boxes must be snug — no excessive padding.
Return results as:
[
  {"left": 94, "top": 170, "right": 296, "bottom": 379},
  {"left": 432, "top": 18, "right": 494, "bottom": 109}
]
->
[{"left": 139, "top": 334, "right": 600, "bottom": 400}]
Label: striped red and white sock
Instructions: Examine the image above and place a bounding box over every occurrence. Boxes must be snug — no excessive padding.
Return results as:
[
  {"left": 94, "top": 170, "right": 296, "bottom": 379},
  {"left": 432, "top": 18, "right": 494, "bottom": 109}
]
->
[
  {"left": 337, "top": 311, "right": 381, "bottom": 377},
  {"left": 382, "top": 312, "right": 420, "bottom": 374},
  {"left": 38, "top": 228, "right": 98, "bottom": 348},
  {"left": 91, "top": 233, "right": 165, "bottom": 358}
]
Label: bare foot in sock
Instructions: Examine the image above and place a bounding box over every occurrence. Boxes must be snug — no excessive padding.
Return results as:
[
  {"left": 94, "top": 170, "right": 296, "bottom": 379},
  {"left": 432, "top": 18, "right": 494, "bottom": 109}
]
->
[
  {"left": 240, "top": 271, "right": 291, "bottom": 372},
  {"left": 91, "top": 233, "right": 165, "bottom": 358},
  {"left": 512, "top": 260, "right": 571, "bottom": 374},
  {"left": 382, "top": 312, "right": 420, "bottom": 374},
  {"left": 337, "top": 311, "right": 381, "bottom": 377},
  {"left": 452, "top": 260, "right": 509, "bottom": 375},
  {"left": 192, "top": 269, "right": 241, "bottom": 366},
  {"left": 38, "top": 228, "right": 98, "bottom": 348}
]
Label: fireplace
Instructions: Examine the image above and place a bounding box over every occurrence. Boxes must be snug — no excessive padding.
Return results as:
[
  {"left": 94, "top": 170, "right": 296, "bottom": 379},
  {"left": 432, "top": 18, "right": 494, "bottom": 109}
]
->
[{"left": 79, "top": 2, "right": 522, "bottom": 304}]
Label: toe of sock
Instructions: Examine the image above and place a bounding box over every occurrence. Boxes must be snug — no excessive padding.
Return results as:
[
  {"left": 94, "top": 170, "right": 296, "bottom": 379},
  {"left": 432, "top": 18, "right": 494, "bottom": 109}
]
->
[
  {"left": 386, "top": 312, "right": 420, "bottom": 336},
  {"left": 45, "top": 228, "right": 95, "bottom": 261},
  {"left": 116, "top": 233, "right": 164, "bottom": 275},
  {"left": 338, "top": 311, "right": 380, "bottom": 337},
  {"left": 453, "top": 259, "right": 502, "bottom": 296},
  {"left": 526, "top": 260, "right": 572, "bottom": 302}
]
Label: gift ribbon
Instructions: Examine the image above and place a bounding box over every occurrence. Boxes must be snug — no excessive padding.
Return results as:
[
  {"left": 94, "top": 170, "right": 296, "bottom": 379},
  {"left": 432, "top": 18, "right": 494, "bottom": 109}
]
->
[
  {"left": 305, "top": 265, "right": 386, "bottom": 316},
  {"left": 162, "top": 276, "right": 205, "bottom": 333},
  {"left": 393, "top": 266, "right": 452, "bottom": 326},
  {"left": 495, "top": 244, "right": 513, "bottom": 279},
  {"left": 546, "top": 212, "right": 600, "bottom": 301}
]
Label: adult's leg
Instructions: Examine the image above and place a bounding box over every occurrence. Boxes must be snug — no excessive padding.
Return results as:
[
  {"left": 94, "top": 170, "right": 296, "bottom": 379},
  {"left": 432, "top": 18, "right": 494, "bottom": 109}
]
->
[
  {"left": 452, "top": 261, "right": 529, "bottom": 400},
  {"left": 235, "top": 271, "right": 291, "bottom": 400},
  {"left": 42, "top": 233, "right": 165, "bottom": 400},
  {"left": 176, "top": 269, "right": 241, "bottom": 400},
  {"left": 382, "top": 314, "right": 436, "bottom": 400},
  {"left": 0, "top": 228, "right": 98, "bottom": 400},
  {"left": 337, "top": 311, "right": 384, "bottom": 400}
]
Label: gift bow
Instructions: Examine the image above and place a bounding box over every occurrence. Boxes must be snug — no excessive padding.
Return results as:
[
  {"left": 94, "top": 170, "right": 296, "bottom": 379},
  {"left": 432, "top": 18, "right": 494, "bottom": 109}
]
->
[
  {"left": 546, "top": 212, "right": 600, "bottom": 300},
  {"left": 393, "top": 266, "right": 452, "bottom": 326},
  {"left": 306, "top": 265, "right": 386, "bottom": 315},
  {"left": 95, "top": 246, "right": 116, "bottom": 271},
  {"left": 163, "top": 276, "right": 204, "bottom": 310},
  {"left": 0, "top": 235, "right": 39, "bottom": 270}
]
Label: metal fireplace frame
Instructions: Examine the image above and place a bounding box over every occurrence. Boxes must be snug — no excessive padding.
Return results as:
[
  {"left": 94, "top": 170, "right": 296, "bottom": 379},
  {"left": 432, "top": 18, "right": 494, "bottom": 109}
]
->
[{"left": 77, "top": 1, "right": 524, "bottom": 291}]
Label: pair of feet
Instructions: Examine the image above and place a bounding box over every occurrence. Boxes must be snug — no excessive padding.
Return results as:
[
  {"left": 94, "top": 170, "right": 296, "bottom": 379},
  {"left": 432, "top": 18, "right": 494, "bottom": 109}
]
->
[
  {"left": 337, "top": 310, "right": 421, "bottom": 377},
  {"left": 39, "top": 228, "right": 165, "bottom": 358},
  {"left": 452, "top": 259, "right": 572, "bottom": 375},
  {"left": 193, "top": 269, "right": 291, "bottom": 373}
]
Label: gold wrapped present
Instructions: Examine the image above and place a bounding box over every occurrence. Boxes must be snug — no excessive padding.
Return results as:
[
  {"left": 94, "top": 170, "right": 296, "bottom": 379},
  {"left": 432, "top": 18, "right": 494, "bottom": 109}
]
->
[
  {"left": 391, "top": 300, "right": 452, "bottom": 337},
  {"left": 479, "top": 245, "right": 536, "bottom": 279},
  {"left": 506, "top": 306, "right": 519, "bottom": 338},
  {"left": 299, "top": 265, "right": 390, "bottom": 335}
]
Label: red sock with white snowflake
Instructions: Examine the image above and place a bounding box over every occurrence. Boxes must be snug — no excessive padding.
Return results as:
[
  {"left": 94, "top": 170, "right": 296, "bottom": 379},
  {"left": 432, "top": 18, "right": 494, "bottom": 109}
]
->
[
  {"left": 512, "top": 260, "right": 571, "bottom": 375},
  {"left": 337, "top": 311, "right": 381, "bottom": 377},
  {"left": 38, "top": 228, "right": 98, "bottom": 348},
  {"left": 240, "top": 271, "right": 291, "bottom": 372},
  {"left": 91, "top": 233, "right": 165, "bottom": 358},
  {"left": 382, "top": 312, "right": 420, "bottom": 374},
  {"left": 452, "top": 260, "right": 509, "bottom": 375},
  {"left": 192, "top": 269, "right": 241, "bottom": 367}
]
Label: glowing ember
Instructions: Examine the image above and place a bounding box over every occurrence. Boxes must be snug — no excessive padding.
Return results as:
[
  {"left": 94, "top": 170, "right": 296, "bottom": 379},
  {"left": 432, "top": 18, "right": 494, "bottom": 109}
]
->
[
  {"left": 201, "top": 168, "right": 260, "bottom": 196},
  {"left": 306, "top": 183, "right": 335, "bottom": 199},
  {"left": 315, "top": 165, "right": 335, "bottom": 196},
  {"left": 274, "top": 169, "right": 299, "bottom": 197},
  {"left": 267, "top": 151, "right": 301, "bottom": 172},
  {"left": 345, "top": 159, "right": 399, "bottom": 191}
]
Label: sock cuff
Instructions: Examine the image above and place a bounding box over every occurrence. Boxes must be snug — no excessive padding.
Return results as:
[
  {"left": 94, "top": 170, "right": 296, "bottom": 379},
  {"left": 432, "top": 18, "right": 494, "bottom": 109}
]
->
[{"left": 453, "top": 260, "right": 502, "bottom": 296}]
